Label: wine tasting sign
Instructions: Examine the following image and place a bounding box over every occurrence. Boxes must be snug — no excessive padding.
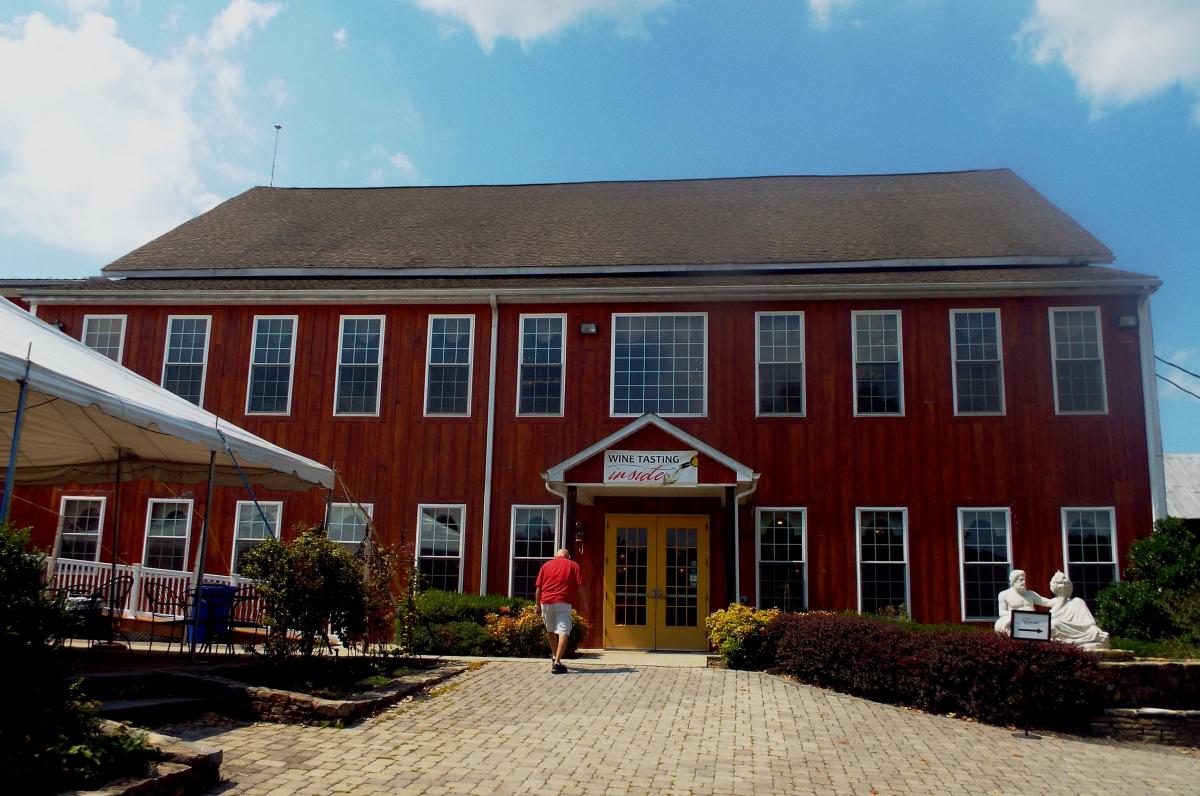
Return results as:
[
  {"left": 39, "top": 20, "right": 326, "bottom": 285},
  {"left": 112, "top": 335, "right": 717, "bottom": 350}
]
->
[{"left": 604, "top": 450, "right": 698, "bottom": 486}]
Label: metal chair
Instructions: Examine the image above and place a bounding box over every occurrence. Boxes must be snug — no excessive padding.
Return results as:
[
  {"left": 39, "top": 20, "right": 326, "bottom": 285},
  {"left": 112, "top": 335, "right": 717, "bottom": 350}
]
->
[
  {"left": 79, "top": 575, "right": 135, "bottom": 646},
  {"left": 143, "top": 582, "right": 191, "bottom": 655}
]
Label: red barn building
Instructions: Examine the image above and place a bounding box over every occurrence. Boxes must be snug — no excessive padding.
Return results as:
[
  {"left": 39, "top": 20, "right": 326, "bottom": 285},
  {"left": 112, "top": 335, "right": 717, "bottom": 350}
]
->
[{"left": 7, "top": 170, "right": 1167, "bottom": 649}]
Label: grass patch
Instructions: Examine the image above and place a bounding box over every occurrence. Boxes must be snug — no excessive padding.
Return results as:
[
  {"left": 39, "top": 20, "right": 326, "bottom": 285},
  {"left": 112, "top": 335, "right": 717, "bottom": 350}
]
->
[{"left": 1111, "top": 636, "right": 1200, "bottom": 659}]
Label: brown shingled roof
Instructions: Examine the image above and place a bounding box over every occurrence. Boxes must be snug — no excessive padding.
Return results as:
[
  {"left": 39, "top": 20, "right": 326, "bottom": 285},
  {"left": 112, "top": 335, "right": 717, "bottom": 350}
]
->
[{"left": 103, "top": 170, "right": 1113, "bottom": 275}]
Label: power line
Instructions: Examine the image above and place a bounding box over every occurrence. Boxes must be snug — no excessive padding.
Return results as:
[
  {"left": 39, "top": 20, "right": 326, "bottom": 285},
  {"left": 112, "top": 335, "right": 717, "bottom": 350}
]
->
[
  {"left": 1158, "top": 373, "right": 1200, "bottom": 402},
  {"left": 1156, "top": 355, "right": 1200, "bottom": 381}
]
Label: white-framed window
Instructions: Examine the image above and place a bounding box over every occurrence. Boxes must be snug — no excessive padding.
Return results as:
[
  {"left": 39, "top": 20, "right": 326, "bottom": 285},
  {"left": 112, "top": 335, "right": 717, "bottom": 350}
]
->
[
  {"left": 232, "top": 501, "right": 282, "bottom": 576},
  {"left": 416, "top": 504, "right": 465, "bottom": 592},
  {"left": 755, "top": 508, "right": 807, "bottom": 610},
  {"left": 611, "top": 312, "right": 707, "bottom": 416},
  {"left": 510, "top": 505, "right": 559, "bottom": 599},
  {"left": 246, "top": 315, "right": 297, "bottom": 415},
  {"left": 517, "top": 314, "right": 565, "bottom": 416},
  {"left": 425, "top": 315, "right": 474, "bottom": 416},
  {"left": 334, "top": 316, "right": 385, "bottom": 416},
  {"left": 327, "top": 503, "right": 372, "bottom": 555},
  {"left": 856, "top": 508, "right": 909, "bottom": 615},
  {"left": 1062, "top": 507, "right": 1118, "bottom": 608},
  {"left": 756, "top": 312, "right": 805, "bottom": 416},
  {"left": 56, "top": 496, "right": 105, "bottom": 562},
  {"left": 142, "top": 499, "right": 193, "bottom": 572},
  {"left": 81, "top": 315, "right": 126, "bottom": 363},
  {"left": 161, "top": 315, "right": 211, "bottom": 406},
  {"left": 852, "top": 311, "right": 903, "bottom": 416},
  {"left": 950, "top": 309, "right": 1005, "bottom": 415},
  {"left": 1050, "top": 307, "right": 1107, "bottom": 414},
  {"left": 958, "top": 508, "right": 1011, "bottom": 621}
]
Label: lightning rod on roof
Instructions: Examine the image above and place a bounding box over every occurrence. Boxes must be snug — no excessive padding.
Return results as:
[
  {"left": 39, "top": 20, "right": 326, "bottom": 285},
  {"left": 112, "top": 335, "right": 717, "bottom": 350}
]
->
[{"left": 269, "top": 124, "right": 282, "bottom": 187}]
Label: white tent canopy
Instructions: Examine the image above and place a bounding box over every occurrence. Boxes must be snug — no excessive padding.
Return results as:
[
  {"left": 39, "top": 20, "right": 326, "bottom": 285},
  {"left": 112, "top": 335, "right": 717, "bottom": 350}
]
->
[{"left": 0, "top": 296, "right": 332, "bottom": 492}]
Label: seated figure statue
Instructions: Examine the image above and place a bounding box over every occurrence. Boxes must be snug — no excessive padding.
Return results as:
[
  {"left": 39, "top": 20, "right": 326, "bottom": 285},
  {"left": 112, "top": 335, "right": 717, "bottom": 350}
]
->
[
  {"left": 1048, "top": 571, "right": 1111, "bottom": 649},
  {"left": 994, "top": 569, "right": 1052, "bottom": 635}
]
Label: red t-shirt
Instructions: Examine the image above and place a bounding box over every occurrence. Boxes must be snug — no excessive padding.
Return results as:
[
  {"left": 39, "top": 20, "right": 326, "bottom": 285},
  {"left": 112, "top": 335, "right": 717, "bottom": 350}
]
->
[{"left": 535, "top": 557, "right": 583, "bottom": 605}]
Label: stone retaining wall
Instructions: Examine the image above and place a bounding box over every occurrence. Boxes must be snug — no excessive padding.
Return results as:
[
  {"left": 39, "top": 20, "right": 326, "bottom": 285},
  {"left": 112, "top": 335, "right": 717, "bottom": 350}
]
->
[
  {"left": 77, "top": 722, "right": 222, "bottom": 796},
  {"left": 1091, "top": 708, "right": 1200, "bottom": 747},
  {"left": 1098, "top": 660, "right": 1200, "bottom": 709}
]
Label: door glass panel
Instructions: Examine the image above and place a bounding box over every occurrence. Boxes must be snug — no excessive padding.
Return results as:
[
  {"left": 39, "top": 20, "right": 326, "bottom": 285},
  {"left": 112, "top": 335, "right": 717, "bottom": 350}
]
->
[
  {"left": 615, "top": 527, "right": 648, "bottom": 627},
  {"left": 664, "top": 527, "right": 698, "bottom": 628}
]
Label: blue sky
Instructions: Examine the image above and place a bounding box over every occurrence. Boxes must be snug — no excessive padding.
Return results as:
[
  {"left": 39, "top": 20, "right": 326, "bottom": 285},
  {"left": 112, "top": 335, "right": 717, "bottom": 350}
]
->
[{"left": 1, "top": 0, "right": 1197, "bottom": 450}]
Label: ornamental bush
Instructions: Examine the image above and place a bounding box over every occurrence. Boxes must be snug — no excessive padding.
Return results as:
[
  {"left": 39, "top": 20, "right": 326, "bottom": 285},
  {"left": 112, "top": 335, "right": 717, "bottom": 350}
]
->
[
  {"left": 767, "top": 612, "right": 1106, "bottom": 729},
  {"left": 704, "top": 604, "right": 780, "bottom": 670},
  {"left": 407, "top": 591, "right": 588, "bottom": 657},
  {"left": 484, "top": 605, "right": 588, "bottom": 657},
  {"left": 1097, "top": 517, "right": 1200, "bottom": 643}
]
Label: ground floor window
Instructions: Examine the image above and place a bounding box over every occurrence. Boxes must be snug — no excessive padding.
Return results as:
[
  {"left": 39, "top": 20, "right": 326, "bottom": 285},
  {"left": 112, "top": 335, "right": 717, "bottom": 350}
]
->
[
  {"left": 57, "top": 496, "right": 105, "bottom": 561},
  {"left": 327, "top": 503, "right": 372, "bottom": 555},
  {"left": 958, "top": 508, "right": 1010, "bottom": 621},
  {"left": 143, "top": 499, "right": 192, "bottom": 571},
  {"left": 1062, "top": 507, "right": 1117, "bottom": 608},
  {"left": 756, "top": 508, "right": 806, "bottom": 610},
  {"left": 232, "top": 501, "right": 282, "bottom": 575},
  {"left": 418, "top": 504, "right": 464, "bottom": 592},
  {"left": 510, "top": 505, "right": 559, "bottom": 599},
  {"left": 857, "top": 508, "right": 908, "bottom": 615}
]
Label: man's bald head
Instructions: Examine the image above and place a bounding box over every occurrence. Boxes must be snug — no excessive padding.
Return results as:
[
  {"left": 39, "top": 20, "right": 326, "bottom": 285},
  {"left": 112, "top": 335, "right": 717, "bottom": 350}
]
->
[{"left": 555, "top": 548, "right": 570, "bottom": 559}]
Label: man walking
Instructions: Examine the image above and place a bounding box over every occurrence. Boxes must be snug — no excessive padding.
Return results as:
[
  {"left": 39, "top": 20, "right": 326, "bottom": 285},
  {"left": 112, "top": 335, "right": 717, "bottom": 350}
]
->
[{"left": 534, "top": 548, "right": 584, "bottom": 674}]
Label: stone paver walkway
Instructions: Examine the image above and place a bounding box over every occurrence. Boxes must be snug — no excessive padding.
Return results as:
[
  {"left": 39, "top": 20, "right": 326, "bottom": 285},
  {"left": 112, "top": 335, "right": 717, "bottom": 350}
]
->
[{"left": 171, "top": 661, "right": 1199, "bottom": 795}]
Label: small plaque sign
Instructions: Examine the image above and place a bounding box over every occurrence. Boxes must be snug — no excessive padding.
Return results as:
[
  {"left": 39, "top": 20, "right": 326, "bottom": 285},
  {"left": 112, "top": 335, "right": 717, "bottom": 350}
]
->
[{"left": 1011, "top": 609, "right": 1051, "bottom": 641}]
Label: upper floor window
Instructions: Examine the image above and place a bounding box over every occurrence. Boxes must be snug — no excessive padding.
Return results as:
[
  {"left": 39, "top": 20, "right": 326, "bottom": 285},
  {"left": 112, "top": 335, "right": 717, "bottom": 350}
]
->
[
  {"left": 958, "top": 508, "right": 1011, "bottom": 621},
  {"left": 857, "top": 508, "right": 908, "bottom": 615},
  {"left": 143, "top": 499, "right": 192, "bottom": 572},
  {"left": 335, "top": 316, "right": 384, "bottom": 416},
  {"left": 756, "top": 313, "right": 805, "bottom": 416},
  {"left": 56, "top": 496, "right": 105, "bottom": 562},
  {"left": 161, "top": 316, "right": 211, "bottom": 406},
  {"left": 246, "top": 316, "right": 297, "bottom": 415},
  {"left": 425, "top": 316, "right": 474, "bottom": 416},
  {"left": 950, "top": 310, "right": 1004, "bottom": 415},
  {"left": 327, "top": 503, "right": 372, "bottom": 555},
  {"left": 1050, "top": 308, "right": 1107, "bottom": 413},
  {"left": 852, "top": 311, "right": 903, "bottom": 416},
  {"left": 756, "top": 508, "right": 806, "bottom": 610},
  {"left": 510, "top": 505, "right": 559, "bottom": 599},
  {"left": 612, "top": 313, "right": 706, "bottom": 416},
  {"left": 517, "top": 315, "right": 565, "bottom": 416},
  {"left": 1062, "top": 508, "right": 1117, "bottom": 609},
  {"left": 233, "top": 501, "right": 281, "bottom": 575},
  {"left": 417, "top": 504, "right": 464, "bottom": 592},
  {"left": 82, "top": 315, "right": 126, "bottom": 363}
]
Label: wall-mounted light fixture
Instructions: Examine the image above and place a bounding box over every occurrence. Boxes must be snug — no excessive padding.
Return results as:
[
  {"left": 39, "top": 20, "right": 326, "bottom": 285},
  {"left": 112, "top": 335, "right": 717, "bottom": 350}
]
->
[
  {"left": 1116, "top": 315, "right": 1138, "bottom": 329},
  {"left": 50, "top": 319, "right": 66, "bottom": 332},
  {"left": 579, "top": 322, "right": 598, "bottom": 335},
  {"left": 573, "top": 519, "right": 585, "bottom": 543}
]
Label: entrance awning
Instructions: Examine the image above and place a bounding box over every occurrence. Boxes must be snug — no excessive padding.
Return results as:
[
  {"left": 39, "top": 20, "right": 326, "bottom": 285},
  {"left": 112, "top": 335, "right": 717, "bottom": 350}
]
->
[{"left": 542, "top": 413, "right": 759, "bottom": 505}]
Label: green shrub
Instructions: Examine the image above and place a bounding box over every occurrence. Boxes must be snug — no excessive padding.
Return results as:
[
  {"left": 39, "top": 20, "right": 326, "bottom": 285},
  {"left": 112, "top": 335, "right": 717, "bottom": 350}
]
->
[
  {"left": 1097, "top": 517, "right": 1200, "bottom": 643},
  {"left": 705, "top": 604, "right": 780, "bottom": 670},
  {"left": 1095, "top": 580, "right": 1173, "bottom": 641},
  {"left": 414, "top": 589, "right": 531, "bottom": 625},
  {"left": 484, "top": 605, "right": 588, "bottom": 657},
  {"left": 414, "top": 620, "right": 490, "bottom": 655}
]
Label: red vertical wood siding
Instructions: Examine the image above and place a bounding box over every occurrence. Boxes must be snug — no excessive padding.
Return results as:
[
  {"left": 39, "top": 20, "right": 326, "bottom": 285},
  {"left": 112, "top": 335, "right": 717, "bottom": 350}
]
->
[{"left": 11, "top": 293, "right": 1153, "bottom": 631}]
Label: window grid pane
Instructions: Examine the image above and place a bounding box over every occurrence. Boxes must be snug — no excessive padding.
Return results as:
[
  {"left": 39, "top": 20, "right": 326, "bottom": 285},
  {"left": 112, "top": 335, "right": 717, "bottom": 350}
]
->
[
  {"left": 427, "top": 317, "right": 473, "bottom": 415},
  {"left": 758, "top": 314, "right": 804, "bottom": 415},
  {"left": 145, "top": 501, "right": 189, "bottom": 571},
  {"left": 854, "top": 313, "right": 901, "bottom": 414},
  {"left": 336, "top": 318, "right": 382, "bottom": 414},
  {"left": 961, "top": 510, "right": 1010, "bottom": 620},
  {"left": 163, "top": 317, "right": 208, "bottom": 404},
  {"left": 613, "top": 315, "right": 706, "bottom": 415},
  {"left": 248, "top": 317, "right": 295, "bottom": 413},
  {"left": 1053, "top": 310, "right": 1105, "bottom": 412},
  {"left": 327, "top": 504, "right": 370, "bottom": 554},
  {"left": 953, "top": 311, "right": 1002, "bottom": 413},
  {"left": 418, "top": 507, "right": 463, "bottom": 592},
  {"left": 859, "top": 510, "right": 907, "bottom": 614},
  {"left": 1065, "top": 510, "right": 1116, "bottom": 607},
  {"left": 83, "top": 317, "right": 124, "bottom": 362},
  {"left": 233, "top": 503, "right": 280, "bottom": 575},
  {"left": 758, "top": 509, "right": 805, "bottom": 610},
  {"left": 59, "top": 498, "right": 103, "bottom": 561},
  {"left": 518, "top": 316, "right": 564, "bottom": 415}
]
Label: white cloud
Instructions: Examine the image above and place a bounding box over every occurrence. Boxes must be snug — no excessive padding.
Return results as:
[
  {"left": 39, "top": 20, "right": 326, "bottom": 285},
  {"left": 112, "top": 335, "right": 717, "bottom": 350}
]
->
[
  {"left": 333, "top": 26, "right": 347, "bottom": 49},
  {"left": 204, "top": 0, "right": 281, "bottom": 52},
  {"left": 807, "top": 0, "right": 856, "bottom": 31},
  {"left": 1020, "top": 0, "right": 1200, "bottom": 123},
  {"left": 388, "top": 152, "right": 418, "bottom": 182},
  {"left": 1159, "top": 349, "right": 1200, "bottom": 402},
  {"left": 411, "top": 0, "right": 673, "bottom": 52},
  {"left": 0, "top": 3, "right": 280, "bottom": 257},
  {"left": 264, "top": 75, "right": 289, "bottom": 107}
]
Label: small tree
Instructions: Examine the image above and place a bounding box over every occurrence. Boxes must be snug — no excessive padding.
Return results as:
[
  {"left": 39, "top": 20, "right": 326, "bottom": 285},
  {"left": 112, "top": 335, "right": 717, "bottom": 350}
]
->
[
  {"left": 1097, "top": 517, "right": 1200, "bottom": 643},
  {"left": 241, "top": 527, "right": 367, "bottom": 659},
  {"left": 359, "top": 535, "right": 402, "bottom": 655}
]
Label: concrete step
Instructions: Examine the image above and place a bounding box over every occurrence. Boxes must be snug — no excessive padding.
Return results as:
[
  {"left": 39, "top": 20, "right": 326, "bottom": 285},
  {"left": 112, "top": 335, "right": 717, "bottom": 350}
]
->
[{"left": 97, "top": 695, "right": 212, "bottom": 726}]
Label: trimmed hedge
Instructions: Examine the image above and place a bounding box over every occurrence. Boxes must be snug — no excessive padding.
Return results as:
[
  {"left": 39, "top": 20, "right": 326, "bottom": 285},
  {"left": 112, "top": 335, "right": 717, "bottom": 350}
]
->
[
  {"left": 766, "top": 612, "right": 1106, "bottom": 729},
  {"left": 408, "top": 590, "right": 588, "bottom": 657},
  {"left": 414, "top": 589, "right": 531, "bottom": 625}
]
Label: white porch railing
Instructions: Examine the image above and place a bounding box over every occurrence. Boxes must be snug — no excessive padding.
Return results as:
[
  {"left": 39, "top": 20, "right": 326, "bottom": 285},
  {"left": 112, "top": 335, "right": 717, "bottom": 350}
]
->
[{"left": 44, "top": 557, "right": 261, "bottom": 621}]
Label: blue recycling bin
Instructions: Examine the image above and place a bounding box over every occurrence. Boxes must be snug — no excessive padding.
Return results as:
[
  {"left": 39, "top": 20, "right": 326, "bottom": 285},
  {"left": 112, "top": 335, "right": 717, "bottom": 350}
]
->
[{"left": 188, "top": 584, "right": 237, "bottom": 647}]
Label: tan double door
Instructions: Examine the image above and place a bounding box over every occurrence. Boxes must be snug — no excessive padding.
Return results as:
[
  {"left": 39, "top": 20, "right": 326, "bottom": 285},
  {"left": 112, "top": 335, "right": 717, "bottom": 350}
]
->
[{"left": 603, "top": 514, "right": 710, "bottom": 650}]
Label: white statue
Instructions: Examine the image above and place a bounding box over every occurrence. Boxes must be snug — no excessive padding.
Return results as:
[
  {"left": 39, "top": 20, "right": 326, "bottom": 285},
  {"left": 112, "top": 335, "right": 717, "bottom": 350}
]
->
[
  {"left": 1048, "top": 571, "right": 1111, "bottom": 649},
  {"left": 994, "top": 569, "right": 1052, "bottom": 635}
]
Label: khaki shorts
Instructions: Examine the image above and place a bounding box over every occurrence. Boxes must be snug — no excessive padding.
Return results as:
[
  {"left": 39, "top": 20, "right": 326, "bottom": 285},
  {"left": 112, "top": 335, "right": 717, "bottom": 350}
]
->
[{"left": 540, "top": 603, "right": 573, "bottom": 635}]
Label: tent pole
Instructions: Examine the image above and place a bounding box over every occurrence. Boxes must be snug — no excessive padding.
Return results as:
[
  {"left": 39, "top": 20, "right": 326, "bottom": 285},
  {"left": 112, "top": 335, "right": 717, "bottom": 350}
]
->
[
  {"left": 106, "top": 449, "right": 123, "bottom": 643},
  {"left": 190, "top": 451, "right": 217, "bottom": 656},
  {"left": 0, "top": 356, "right": 32, "bottom": 525}
]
